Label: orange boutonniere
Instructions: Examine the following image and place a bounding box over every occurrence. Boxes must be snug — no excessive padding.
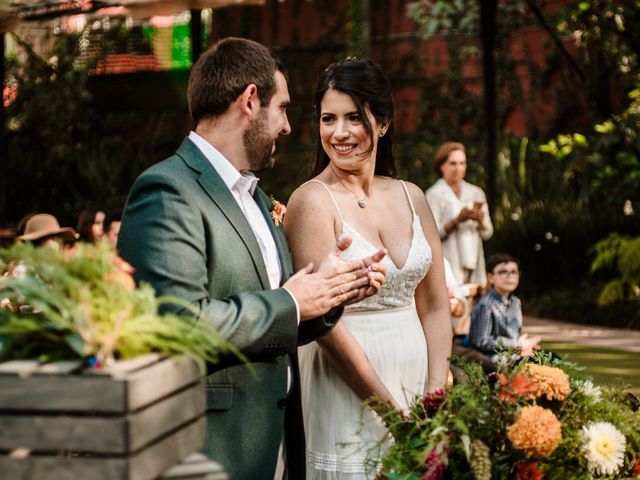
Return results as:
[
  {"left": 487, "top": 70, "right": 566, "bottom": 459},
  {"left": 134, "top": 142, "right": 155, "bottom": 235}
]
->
[{"left": 269, "top": 196, "right": 287, "bottom": 227}]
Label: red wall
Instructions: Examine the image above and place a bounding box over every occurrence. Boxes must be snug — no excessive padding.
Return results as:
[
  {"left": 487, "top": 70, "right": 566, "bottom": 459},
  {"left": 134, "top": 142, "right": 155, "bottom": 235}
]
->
[{"left": 209, "top": 0, "right": 577, "bottom": 137}]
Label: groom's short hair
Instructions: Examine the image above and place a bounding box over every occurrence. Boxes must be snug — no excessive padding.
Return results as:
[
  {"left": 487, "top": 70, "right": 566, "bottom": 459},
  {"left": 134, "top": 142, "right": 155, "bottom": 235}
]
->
[{"left": 188, "top": 37, "right": 286, "bottom": 125}]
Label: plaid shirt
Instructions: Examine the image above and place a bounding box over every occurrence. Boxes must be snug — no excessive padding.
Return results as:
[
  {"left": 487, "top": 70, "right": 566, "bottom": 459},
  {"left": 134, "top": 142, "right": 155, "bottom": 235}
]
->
[{"left": 469, "top": 288, "right": 522, "bottom": 354}]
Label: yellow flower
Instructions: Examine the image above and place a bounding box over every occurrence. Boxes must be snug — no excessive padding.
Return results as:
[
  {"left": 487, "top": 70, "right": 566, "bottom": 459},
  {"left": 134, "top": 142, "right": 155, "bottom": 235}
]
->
[
  {"left": 507, "top": 406, "right": 562, "bottom": 458},
  {"left": 524, "top": 364, "right": 570, "bottom": 401}
]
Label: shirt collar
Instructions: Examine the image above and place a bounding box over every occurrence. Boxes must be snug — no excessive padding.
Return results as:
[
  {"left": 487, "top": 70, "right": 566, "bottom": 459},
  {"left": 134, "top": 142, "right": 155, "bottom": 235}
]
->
[
  {"left": 188, "top": 131, "right": 259, "bottom": 195},
  {"left": 488, "top": 288, "right": 512, "bottom": 305}
]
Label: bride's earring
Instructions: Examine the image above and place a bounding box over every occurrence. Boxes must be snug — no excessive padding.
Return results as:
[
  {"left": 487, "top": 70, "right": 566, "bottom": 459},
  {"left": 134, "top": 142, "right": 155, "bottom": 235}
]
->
[{"left": 378, "top": 130, "right": 385, "bottom": 138}]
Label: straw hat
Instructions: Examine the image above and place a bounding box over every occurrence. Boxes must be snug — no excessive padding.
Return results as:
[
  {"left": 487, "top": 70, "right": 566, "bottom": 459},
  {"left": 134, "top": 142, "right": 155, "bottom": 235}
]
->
[{"left": 17, "top": 214, "right": 79, "bottom": 242}]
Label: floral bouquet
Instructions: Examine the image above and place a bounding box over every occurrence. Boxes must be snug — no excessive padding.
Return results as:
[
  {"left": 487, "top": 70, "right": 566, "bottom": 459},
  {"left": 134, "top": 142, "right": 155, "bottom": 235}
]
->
[
  {"left": 370, "top": 354, "right": 640, "bottom": 480},
  {"left": 0, "top": 242, "right": 235, "bottom": 368}
]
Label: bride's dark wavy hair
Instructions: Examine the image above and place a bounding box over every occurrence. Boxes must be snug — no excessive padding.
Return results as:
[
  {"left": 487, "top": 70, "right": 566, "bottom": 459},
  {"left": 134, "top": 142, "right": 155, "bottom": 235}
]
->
[{"left": 310, "top": 58, "right": 397, "bottom": 178}]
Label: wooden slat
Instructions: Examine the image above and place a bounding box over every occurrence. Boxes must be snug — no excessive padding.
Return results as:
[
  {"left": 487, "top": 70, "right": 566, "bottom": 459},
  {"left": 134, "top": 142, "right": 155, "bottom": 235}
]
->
[
  {"left": 87, "top": 354, "right": 162, "bottom": 376},
  {"left": 0, "top": 384, "right": 205, "bottom": 453},
  {"left": 0, "top": 413, "right": 126, "bottom": 453},
  {"left": 0, "top": 357, "right": 200, "bottom": 413},
  {"left": 0, "top": 360, "right": 41, "bottom": 377},
  {"left": 125, "top": 357, "right": 201, "bottom": 411},
  {"left": 158, "top": 453, "right": 227, "bottom": 480},
  {"left": 0, "top": 374, "right": 126, "bottom": 412},
  {"left": 0, "top": 416, "right": 206, "bottom": 480},
  {"left": 35, "top": 361, "right": 82, "bottom": 375},
  {"left": 129, "top": 382, "right": 205, "bottom": 451},
  {"left": 130, "top": 417, "right": 206, "bottom": 480}
]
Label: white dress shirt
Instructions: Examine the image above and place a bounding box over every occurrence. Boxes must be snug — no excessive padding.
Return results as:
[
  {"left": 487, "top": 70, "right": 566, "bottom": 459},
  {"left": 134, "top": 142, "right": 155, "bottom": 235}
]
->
[{"left": 188, "top": 131, "right": 300, "bottom": 319}]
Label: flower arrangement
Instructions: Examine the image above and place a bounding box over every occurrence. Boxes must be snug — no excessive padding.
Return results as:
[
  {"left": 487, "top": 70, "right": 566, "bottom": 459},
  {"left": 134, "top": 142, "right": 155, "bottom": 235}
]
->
[
  {"left": 370, "top": 354, "right": 640, "bottom": 480},
  {"left": 0, "top": 242, "right": 235, "bottom": 368}
]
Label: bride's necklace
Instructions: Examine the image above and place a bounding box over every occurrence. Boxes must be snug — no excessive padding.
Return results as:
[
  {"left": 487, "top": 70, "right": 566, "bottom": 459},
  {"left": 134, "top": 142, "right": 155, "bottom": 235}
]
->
[{"left": 330, "top": 164, "right": 368, "bottom": 209}]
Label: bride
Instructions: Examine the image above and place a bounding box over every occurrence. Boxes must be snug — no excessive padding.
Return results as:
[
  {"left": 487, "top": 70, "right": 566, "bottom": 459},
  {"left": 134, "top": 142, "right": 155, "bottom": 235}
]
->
[{"left": 284, "top": 58, "right": 452, "bottom": 479}]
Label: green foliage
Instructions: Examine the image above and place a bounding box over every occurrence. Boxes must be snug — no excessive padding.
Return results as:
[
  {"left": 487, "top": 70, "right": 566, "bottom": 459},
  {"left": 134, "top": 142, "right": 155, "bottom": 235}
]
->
[
  {"left": 3, "top": 25, "right": 171, "bottom": 223},
  {"left": 371, "top": 357, "right": 640, "bottom": 479},
  {"left": 538, "top": 85, "right": 640, "bottom": 216},
  {"left": 0, "top": 242, "right": 235, "bottom": 367},
  {"left": 591, "top": 233, "right": 640, "bottom": 306},
  {"left": 5, "top": 32, "right": 96, "bottom": 164},
  {"left": 346, "top": 0, "right": 370, "bottom": 58},
  {"left": 556, "top": 0, "right": 639, "bottom": 81},
  {"left": 523, "top": 287, "right": 640, "bottom": 330},
  {"left": 403, "top": 0, "right": 530, "bottom": 153},
  {"left": 407, "top": 0, "right": 526, "bottom": 39}
]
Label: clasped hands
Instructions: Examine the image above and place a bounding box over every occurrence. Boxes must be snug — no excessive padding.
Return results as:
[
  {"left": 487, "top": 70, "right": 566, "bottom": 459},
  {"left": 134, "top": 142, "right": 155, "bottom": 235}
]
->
[
  {"left": 456, "top": 201, "right": 485, "bottom": 226},
  {"left": 284, "top": 235, "right": 387, "bottom": 321}
]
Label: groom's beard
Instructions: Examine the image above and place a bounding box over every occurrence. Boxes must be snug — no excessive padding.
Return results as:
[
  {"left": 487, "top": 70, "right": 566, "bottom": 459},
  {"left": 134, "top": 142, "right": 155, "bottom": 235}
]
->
[{"left": 243, "top": 109, "right": 276, "bottom": 172}]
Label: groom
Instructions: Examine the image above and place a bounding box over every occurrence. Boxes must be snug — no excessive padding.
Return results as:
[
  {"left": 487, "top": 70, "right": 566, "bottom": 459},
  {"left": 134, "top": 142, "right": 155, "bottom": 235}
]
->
[{"left": 118, "top": 37, "right": 386, "bottom": 479}]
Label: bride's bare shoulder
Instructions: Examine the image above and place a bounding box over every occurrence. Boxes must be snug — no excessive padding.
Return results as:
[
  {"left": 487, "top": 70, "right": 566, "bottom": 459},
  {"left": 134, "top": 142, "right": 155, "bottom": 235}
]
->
[
  {"left": 287, "top": 179, "right": 333, "bottom": 213},
  {"left": 285, "top": 179, "right": 340, "bottom": 236}
]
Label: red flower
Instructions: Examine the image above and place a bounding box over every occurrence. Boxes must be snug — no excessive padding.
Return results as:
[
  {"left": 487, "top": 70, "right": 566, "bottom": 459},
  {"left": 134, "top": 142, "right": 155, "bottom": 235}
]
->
[
  {"left": 499, "top": 372, "right": 537, "bottom": 402},
  {"left": 631, "top": 454, "right": 640, "bottom": 477},
  {"left": 516, "top": 462, "right": 544, "bottom": 480},
  {"left": 422, "top": 388, "right": 446, "bottom": 417}
]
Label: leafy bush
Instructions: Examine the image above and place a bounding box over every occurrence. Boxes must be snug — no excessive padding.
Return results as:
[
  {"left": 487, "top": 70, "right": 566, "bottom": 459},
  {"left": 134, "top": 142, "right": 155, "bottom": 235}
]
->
[
  {"left": 591, "top": 233, "right": 640, "bottom": 306},
  {"left": 0, "top": 242, "right": 234, "bottom": 367}
]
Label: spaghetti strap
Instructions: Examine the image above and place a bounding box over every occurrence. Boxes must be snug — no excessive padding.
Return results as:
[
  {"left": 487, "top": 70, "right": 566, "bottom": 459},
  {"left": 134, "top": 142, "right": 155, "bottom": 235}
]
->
[
  {"left": 399, "top": 180, "right": 417, "bottom": 216},
  {"left": 305, "top": 179, "right": 344, "bottom": 220}
]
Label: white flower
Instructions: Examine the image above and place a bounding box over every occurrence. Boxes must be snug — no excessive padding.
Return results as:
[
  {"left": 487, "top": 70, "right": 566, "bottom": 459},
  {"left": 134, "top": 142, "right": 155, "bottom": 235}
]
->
[
  {"left": 580, "top": 421, "right": 626, "bottom": 476},
  {"left": 574, "top": 379, "right": 602, "bottom": 402}
]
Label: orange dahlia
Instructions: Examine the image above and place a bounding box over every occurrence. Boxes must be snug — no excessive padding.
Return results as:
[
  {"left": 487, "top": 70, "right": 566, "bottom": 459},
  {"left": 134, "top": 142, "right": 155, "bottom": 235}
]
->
[
  {"left": 507, "top": 406, "right": 562, "bottom": 458},
  {"left": 524, "top": 364, "right": 570, "bottom": 401}
]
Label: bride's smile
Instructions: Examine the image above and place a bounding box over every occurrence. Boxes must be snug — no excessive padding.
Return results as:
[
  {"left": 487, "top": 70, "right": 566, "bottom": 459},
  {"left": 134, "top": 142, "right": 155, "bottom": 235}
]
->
[{"left": 319, "top": 89, "right": 382, "bottom": 168}]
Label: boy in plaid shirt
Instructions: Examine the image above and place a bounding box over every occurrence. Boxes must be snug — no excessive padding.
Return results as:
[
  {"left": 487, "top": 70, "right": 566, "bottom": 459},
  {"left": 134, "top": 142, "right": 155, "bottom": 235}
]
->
[{"left": 468, "top": 253, "right": 540, "bottom": 363}]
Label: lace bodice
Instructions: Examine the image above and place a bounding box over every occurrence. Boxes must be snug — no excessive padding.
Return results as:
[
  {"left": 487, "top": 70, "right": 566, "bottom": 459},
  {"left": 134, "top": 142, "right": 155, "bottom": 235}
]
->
[
  {"left": 307, "top": 180, "right": 432, "bottom": 313},
  {"left": 341, "top": 217, "right": 431, "bottom": 312}
]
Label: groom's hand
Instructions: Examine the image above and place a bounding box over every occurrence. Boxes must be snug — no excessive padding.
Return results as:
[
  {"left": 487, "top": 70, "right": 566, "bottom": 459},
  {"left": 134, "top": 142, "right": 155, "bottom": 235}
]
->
[
  {"left": 316, "top": 236, "right": 387, "bottom": 305},
  {"left": 284, "top": 236, "right": 382, "bottom": 320}
]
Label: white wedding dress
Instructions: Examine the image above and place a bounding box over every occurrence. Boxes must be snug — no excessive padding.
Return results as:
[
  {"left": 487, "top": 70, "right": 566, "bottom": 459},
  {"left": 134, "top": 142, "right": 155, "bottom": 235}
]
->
[{"left": 299, "top": 180, "right": 432, "bottom": 479}]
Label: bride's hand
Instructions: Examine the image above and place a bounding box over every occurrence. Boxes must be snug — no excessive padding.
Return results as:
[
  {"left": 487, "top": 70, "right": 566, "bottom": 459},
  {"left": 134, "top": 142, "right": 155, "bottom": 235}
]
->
[{"left": 345, "top": 250, "right": 387, "bottom": 304}]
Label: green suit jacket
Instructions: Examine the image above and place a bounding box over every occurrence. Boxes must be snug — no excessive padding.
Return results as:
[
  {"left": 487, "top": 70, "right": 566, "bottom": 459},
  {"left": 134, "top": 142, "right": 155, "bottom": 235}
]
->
[{"left": 118, "top": 138, "right": 337, "bottom": 479}]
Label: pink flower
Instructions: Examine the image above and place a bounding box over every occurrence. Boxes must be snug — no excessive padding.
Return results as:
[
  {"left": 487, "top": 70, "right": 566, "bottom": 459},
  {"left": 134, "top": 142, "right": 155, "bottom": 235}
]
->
[
  {"left": 108, "top": 256, "right": 135, "bottom": 290},
  {"left": 3, "top": 85, "right": 17, "bottom": 108},
  {"left": 420, "top": 446, "right": 447, "bottom": 480}
]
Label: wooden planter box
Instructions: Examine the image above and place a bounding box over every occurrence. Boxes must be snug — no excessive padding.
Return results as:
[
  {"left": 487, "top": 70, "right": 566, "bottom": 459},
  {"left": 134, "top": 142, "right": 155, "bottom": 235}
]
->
[{"left": 0, "top": 354, "right": 206, "bottom": 480}]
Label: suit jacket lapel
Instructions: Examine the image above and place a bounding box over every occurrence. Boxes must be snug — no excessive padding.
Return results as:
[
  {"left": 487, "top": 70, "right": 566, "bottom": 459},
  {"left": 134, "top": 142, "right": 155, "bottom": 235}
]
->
[
  {"left": 176, "top": 139, "right": 271, "bottom": 290},
  {"left": 254, "top": 188, "right": 293, "bottom": 282}
]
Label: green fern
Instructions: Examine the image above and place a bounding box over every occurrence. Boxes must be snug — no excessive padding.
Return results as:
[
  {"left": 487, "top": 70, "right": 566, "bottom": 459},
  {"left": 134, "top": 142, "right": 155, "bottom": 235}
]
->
[
  {"left": 591, "top": 233, "right": 640, "bottom": 306},
  {"left": 0, "top": 242, "right": 239, "bottom": 368}
]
